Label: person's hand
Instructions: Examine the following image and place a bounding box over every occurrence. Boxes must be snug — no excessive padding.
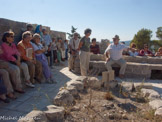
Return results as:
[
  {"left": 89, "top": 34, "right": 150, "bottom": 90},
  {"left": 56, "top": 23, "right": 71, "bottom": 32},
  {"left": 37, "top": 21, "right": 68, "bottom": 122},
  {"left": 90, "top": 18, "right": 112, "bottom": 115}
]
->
[
  {"left": 15, "top": 60, "right": 21, "bottom": 66},
  {"left": 106, "top": 58, "right": 110, "bottom": 62},
  {"left": 42, "top": 48, "right": 46, "bottom": 52},
  {"left": 72, "top": 50, "right": 76, "bottom": 55}
]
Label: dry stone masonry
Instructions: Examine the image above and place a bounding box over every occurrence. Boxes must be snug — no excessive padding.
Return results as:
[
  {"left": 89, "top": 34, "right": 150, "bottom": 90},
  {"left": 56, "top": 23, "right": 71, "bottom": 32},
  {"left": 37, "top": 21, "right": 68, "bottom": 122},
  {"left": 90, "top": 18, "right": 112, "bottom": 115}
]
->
[
  {"left": 0, "top": 18, "right": 66, "bottom": 44},
  {"left": 90, "top": 54, "right": 162, "bottom": 79}
]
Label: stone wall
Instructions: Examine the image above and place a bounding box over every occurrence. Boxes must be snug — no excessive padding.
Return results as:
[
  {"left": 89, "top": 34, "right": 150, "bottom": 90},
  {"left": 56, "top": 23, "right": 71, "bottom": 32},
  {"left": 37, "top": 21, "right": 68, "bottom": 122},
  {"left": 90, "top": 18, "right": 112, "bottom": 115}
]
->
[
  {"left": 0, "top": 18, "right": 66, "bottom": 44},
  {"left": 90, "top": 54, "right": 162, "bottom": 79}
]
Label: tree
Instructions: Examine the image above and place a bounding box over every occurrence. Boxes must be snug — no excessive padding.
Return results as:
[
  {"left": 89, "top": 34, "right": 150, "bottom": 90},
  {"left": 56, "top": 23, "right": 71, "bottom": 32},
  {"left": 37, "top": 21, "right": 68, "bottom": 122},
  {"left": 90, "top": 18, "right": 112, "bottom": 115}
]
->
[
  {"left": 131, "top": 28, "right": 152, "bottom": 49},
  {"left": 67, "top": 26, "right": 78, "bottom": 39},
  {"left": 156, "top": 27, "right": 162, "bottom": 41}
]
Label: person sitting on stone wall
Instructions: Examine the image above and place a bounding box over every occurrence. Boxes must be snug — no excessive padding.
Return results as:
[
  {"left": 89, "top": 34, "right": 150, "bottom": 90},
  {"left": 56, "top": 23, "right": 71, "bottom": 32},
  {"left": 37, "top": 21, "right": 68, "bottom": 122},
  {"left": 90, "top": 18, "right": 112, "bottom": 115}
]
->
[
  {"left": 105, "top": 35, "right": 128, "bottom": 79},
  {"left": 17, "top": 31, "right": 43, "bottom": 84},
  {"left": 128, "top": 43, "right": 139, "bottom": 57},
  {"left": 0, "top": 31, "right": 35, "bottom": 88},
  {"left": 31, "top": 33, "right": 56, "bottom": 84},
  {"left": 0, "top": 46, "right": 17, "bottom": 100},
  {"left": 139, "top": 44, "right": 154, "bottom": 57},
  {"left": 68, "top": 32, "right": 80, "bottom": 71},
  {"left": 42, "top": 28, "right": 53, "bottom": 67},
  {"left": 78, "top": 28, "right": 92, "bottom": 76},
  {"left": 90, "top": 38, "right": 100, "bottom": 54},
  {"left": 155, "top": 47, "right": 162, "bottom": 56}
]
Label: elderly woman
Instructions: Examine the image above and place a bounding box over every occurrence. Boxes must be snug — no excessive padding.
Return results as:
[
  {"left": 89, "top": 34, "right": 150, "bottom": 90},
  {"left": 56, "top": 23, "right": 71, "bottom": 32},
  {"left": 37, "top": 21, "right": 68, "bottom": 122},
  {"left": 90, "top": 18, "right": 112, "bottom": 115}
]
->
[
  {"left": 0, "top": 47, "right": 16, "bottom": 99},
  {"left": 0, "top": 31, "right": 35, "bottom": 89},
  {"left": 31, "top": 33, "right": 56, "bottom": 83},
  {"left": 78, "top": 28, "right": 92, "bottom": 76}
]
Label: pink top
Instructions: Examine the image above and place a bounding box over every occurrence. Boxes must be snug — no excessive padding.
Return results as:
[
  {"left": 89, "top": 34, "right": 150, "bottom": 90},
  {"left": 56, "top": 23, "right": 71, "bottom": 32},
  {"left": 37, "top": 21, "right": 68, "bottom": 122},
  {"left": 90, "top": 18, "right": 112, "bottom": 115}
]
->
[{"left": 0, "top": 42, "right": 20, "bottom": 62}]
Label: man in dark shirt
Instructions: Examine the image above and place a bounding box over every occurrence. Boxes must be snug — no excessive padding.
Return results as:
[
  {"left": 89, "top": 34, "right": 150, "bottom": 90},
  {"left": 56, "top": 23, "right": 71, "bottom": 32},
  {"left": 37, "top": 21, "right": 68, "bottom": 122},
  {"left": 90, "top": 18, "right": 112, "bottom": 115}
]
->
[{"left": 90, "top": 38, "right": 100, "bottom": 54}]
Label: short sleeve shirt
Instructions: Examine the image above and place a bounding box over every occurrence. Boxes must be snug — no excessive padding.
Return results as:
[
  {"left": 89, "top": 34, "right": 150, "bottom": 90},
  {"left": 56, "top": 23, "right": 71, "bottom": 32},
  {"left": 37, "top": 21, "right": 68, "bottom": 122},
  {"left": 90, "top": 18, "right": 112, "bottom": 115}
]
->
[
  {"left": 69, "top": 38, "right": 80, "bottom": 50},
  {"left": 105, "top": 43, "right": 128, "bottom": 60},
  {"left": 80, "top": 36, "right": 90, "bottom": 52}
]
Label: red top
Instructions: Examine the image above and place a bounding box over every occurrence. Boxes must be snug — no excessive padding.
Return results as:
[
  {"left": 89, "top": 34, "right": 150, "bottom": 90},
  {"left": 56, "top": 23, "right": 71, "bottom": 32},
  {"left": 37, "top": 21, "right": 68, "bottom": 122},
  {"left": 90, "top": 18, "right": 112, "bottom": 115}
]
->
[
  {"left": 90, "top": 44, "right": 100, "bottom": 54},
  {"left": 0, "top": 42, "right": 20, "bottom": 62},
  {"left": 139, "top": 49, "right": 154, "bottom": 56}
]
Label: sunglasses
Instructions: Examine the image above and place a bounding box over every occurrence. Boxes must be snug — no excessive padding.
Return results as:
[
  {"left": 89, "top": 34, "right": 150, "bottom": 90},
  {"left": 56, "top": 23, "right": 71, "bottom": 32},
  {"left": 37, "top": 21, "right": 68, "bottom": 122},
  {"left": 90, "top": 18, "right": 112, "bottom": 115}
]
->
[{"left": 10, "top": 36, "right": 14, "bottom": 38}]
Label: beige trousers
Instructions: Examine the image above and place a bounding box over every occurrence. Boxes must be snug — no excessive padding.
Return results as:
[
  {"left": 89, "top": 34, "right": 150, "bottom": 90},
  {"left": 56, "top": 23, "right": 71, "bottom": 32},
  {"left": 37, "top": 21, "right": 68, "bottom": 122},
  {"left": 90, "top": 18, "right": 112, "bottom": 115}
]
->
[
  {"left": 79, "top": 51, "right": 90, "bottom": 76},
  {"left": 0, "top": 69, "right": 14, "bottom": 94},
  {"left": 68, "top": 54, "right": 77, "bottom": 70},
  {"left": 106, "top": 58, "right": 127, "bottom": 75},
  {"left": 8, "top": 63, "right": 23, "bottom": 90}
]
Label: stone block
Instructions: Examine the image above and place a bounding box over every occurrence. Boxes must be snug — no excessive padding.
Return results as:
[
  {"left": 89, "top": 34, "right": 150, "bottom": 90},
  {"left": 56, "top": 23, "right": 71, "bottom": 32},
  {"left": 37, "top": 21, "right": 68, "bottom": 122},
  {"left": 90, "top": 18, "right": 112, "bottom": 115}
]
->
[
  {"left": 66, "top": 80, "right": 84, "bottom": 91},
  {"left": 45, "top": 105, "right": 65, "bottom": 122},
  {"left": 53, "top": 89, "right": 74, "bottom": 106},
  {"left": 155, "top": 107, "right": 162, "bottom": 116},
  {"left": 87, "top": 77, "right": 101, "bottom": 89},
  {"left": 149, "top": 100, "right": 162, "bottom": 109},
  {"left": 18, "top": 110, "right": 48, "bottom": 122},
  {"left": 141, "top": 88, "right": 160, "bottom": 100}
]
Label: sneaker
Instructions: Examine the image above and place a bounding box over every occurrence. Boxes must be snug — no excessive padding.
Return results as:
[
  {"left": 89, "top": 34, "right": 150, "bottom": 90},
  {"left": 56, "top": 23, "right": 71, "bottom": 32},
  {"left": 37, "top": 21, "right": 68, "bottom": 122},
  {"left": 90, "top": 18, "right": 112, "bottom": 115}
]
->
[
  {"left": 46, "top": 78, "right": 52, "bottom": 84},
  {"left": 50, "top": 78, "right": 57, "bottom": 84},
  {"left": 26, "top": 82, "right": 35, "bottom": 88}
]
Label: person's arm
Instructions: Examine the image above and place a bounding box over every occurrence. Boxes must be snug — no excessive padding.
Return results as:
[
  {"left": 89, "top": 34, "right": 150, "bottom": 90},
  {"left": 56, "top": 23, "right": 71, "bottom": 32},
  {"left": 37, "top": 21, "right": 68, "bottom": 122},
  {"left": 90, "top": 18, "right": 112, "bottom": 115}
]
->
[{"left": 35, "top": 48, "right": 46, "bottom": 54}]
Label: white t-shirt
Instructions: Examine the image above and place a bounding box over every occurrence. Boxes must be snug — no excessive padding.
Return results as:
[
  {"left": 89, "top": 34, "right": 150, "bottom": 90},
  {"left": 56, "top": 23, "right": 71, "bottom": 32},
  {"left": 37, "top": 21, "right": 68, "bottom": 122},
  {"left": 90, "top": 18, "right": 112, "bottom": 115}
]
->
[
  {"left": 69, "top": 38, "right": 80, "bottom": 50},
  {"left": 129, "top": 51, "right": 139, "bottom": 57},
  {"left": 105, "top": 43, "right": 128, "bottom": 60}
]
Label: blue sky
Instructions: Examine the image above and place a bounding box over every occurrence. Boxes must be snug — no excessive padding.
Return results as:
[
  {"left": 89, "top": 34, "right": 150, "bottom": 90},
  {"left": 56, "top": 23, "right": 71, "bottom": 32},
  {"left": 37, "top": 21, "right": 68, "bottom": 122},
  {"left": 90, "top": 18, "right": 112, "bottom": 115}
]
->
[{"left": 0, "top": 0, "right": 162, "bottom": 41}]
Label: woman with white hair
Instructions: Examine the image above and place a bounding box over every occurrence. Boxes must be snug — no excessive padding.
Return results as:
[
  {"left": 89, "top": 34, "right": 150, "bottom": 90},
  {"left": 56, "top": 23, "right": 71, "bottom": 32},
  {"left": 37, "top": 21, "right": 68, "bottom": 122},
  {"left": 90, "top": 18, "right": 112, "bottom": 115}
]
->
[{"left": 31, "top": 33, "right": 56, "bottom": 83}]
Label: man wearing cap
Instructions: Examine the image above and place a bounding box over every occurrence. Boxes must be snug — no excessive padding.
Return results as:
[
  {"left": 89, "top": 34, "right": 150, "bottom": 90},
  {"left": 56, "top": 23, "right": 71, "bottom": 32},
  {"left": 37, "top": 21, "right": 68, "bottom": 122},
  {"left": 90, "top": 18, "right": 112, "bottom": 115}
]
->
[
  {"left": 105, "top": 35, "right": 128, "bottom": 78},
  {"left": 68, "top": 32, "right": 80, "bottom": 71}
]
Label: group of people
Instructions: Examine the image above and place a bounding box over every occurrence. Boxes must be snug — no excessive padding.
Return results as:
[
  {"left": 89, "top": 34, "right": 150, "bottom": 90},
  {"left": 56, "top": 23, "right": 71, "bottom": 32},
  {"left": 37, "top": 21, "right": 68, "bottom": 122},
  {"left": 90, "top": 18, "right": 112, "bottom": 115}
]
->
[
  {"left": 69, "top": 31, "right": 162, "bottom": 80},
  {"left": 1, "top": 25, "right": 162, "bottom": 103},
  {"left": 0, "top": 24, "right": 69, "bottom": 103}
]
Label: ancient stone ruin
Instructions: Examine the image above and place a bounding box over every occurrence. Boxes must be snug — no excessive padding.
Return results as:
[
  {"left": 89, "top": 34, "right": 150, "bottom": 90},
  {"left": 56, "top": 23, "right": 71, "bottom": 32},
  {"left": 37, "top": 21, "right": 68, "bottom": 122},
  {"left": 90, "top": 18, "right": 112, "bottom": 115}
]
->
[
  {"left": 18, "top": 72, "right": 162, "bottom": 121},
  {"left": 90, "top": 54, "right": 162, "bottom": 79},
  {"left": 0, "top": 18, "right": 66, "bottom": 44}
]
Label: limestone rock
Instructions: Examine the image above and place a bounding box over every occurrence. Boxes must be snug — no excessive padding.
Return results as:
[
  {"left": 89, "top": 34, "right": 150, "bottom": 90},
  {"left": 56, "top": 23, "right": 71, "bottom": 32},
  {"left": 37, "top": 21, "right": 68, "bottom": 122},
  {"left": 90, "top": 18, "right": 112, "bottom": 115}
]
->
[
  {"left": 18, "top": 110, "right": 48, "bottom": 122},
  {"left": 155, "top": 107, "right": 162, "bottom": 116},
  {"left": 53, "top": 89, "right": 74, "bottom": 106},
  {"left": 87, "top": 77, "right": 101, "bottom": 89},
  {"left": 121, "top": 82, "right": 135, "bottom": 92},
  {"left": 66, "top": 85, "right": 78, "bottom": 97},
  {"left": 45, "top": 105, "right": 65, "bottom": 122},
  {"left": 134, "top": 83, "right": 152, "bottom": 90},
  {"left": 149, "top": 100, "right": 162, "bottom": 109},
  {"left": 66, "top": 80, "right": 84, "bottom": 91},
  {"left": 141, "top": 88, "right": 160, "bottom": 100},
  {"left": 76, "top": 76, "right": 88, "bottom": 84}
]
